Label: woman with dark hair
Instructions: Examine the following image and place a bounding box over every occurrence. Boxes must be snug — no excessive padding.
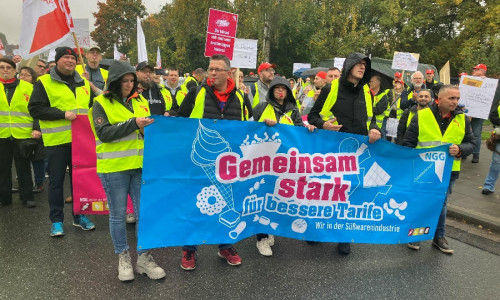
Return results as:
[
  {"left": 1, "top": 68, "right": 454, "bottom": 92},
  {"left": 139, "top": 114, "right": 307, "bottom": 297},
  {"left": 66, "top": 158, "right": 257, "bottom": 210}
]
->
[
  {"left": 89, "top": 60, "right": 165, "bottom": 282},
  {"left": 19, "top": 66, "right": 37, "bottom": 84}
]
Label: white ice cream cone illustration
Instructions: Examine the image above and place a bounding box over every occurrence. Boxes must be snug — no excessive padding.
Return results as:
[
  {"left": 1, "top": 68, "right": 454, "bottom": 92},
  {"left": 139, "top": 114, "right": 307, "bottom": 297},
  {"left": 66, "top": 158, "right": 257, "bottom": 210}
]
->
[{"left": 191, "top": 121, "right": 240, "bottom": 227}]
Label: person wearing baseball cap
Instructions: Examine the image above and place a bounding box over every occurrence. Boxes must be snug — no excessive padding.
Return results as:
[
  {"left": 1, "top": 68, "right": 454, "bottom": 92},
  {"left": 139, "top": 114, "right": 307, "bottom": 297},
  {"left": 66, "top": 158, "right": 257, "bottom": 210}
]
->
[
  {"left": 425, "top": 69, "right": 438, "bottom": 90},
  {"left": 249, "top": 62, "right": 276, "bottom": 107},
  {"left": 472, "top": 64, "right": 487, "bottom": 76},
  {"left": 301, "top": 71, "right": 328, "bottom": 115},
  {"left": 76, "top": 43, "right": 108, "bottom": 96},
  {"left": 28, "top": 46, "right": 96, "bottom": 236},
  {"left": 466, "top": 63, "right": 488, "bottom": 163}
]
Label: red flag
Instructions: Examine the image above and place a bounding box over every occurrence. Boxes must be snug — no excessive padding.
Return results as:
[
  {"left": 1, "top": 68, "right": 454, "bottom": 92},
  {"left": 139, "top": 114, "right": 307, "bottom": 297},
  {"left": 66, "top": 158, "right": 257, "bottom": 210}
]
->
[{"left": 19, "top": 0, "right": 75, "bottom": 58}]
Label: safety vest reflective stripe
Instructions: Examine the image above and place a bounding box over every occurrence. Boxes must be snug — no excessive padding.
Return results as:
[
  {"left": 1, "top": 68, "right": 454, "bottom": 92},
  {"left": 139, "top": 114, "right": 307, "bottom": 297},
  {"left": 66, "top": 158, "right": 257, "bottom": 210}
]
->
[
  {"left": 41, "top": 125, "right": 72, "bottom": 134},
  {"left": 69, "top": 108, "right": 89, "bottom": 114},
  {"left": 4, "top": 111, "right": 31, "bottom": 117},
  {"left": 95, "top": 132, "right": 143, "bottom": 146},
  {"left": 97, "top": 149, "right": 144, "bottom": 160},
  {"left": 417, "top": 141, "right": 443, "bottom": 147}
]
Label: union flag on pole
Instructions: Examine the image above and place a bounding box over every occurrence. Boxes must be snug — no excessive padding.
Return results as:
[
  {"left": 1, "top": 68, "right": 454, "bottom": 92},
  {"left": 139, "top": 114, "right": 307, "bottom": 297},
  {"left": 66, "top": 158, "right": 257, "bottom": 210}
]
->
[{"left": 19, "top": 0, "right": 75, "bottom": 58}]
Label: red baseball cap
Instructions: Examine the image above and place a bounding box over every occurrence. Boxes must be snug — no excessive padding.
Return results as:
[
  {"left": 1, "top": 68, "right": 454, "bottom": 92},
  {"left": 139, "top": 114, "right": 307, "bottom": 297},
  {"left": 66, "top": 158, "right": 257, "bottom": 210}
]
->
[
  {"left": 473, "top": 64, "right": 487, "bottom": 71},
  {"left": 258, "top": 62, "right": 276, "bottom": 73},
  {"left": 316, "top": 71, "right": 327, "bottom": 79},
  {"left": 426, "top": 69, "right": 434, "bottom": 74},
  {"left": 394, "top": 72, "right": 402, "bottom": 78},
  {"left": 394, "top": 80, "right": 404, "bottom": 85}
]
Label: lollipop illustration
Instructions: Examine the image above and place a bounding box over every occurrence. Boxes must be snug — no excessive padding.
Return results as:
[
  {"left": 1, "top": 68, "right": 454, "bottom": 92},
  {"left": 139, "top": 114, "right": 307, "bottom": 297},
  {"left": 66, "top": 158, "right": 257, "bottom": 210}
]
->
[{"left": 191, "top": 121, "right": 240, "bottom": 228}]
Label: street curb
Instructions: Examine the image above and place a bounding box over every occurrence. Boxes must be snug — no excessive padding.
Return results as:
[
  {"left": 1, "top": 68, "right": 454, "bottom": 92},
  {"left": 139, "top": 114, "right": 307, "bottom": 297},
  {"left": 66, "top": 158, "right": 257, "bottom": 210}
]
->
[{"left": 448, "top": 204, "right": 500, "bottom": 233}]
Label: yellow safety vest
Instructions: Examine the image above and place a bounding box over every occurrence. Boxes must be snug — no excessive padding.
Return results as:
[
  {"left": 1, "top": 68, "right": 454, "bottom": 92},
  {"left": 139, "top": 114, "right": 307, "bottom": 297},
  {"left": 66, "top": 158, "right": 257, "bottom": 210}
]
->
[
  {"left": 75, "top": 64, "right": 109, "bottom": 85},
  {"left": 159, "top": 86, "right": 173, "bottom": 111},
  {"left": 319, "top": 79, "right": 373, "bottom": 131},
  {"left": 0, "top": 81, "right": 34, "bottom": 139},
  {"left": 190, "top": 87, "right": 245, "bottom": 120},
  {"left": 252, "top": 82, "right": 261, "bottom": 107},
  {"left": 407, "top": 110, "right": 416, "bottom": 127},
  {"left": 416, "top": 108, "right": 465, "bottom": 172},
  {"left": 258, "top": 104, "right": 294, "bottom": 125},
  {"left": 38, "top": 74, "right": 91, "bottom": 146},
  {"left": 373, "top": 89, "right": 390, "bottom": 128},
  {"left": 89, "top": 94, "right": 151, "bottom": 173},
  {"left": 384, "top": 91, "right": 404, "bottom": 120}
]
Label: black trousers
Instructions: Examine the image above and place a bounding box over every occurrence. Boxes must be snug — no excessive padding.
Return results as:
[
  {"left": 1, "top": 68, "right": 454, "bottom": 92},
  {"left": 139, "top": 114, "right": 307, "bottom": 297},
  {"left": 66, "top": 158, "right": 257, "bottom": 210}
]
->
[
  {"left": 0, "top": 138, "right": 34, "bottom": 205},
  {"left": 46, "top": 143, "right": 75, "bottom": 222}
]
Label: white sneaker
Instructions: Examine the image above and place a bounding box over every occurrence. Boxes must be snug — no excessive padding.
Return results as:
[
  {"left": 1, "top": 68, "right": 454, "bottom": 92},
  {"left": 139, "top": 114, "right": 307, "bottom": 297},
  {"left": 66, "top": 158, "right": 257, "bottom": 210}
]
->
[
  {"left": 267, "top": 235, "right": 275, "bottom": 246},
  {"left": 256, "top": 239, "right": 273, "bottom": 256},
  {"left": 118, "top": 250, "right": 134, "bottom": 281},
  {"left": 136, "top": 252, "right": 166, "bottom": 279},
  {"left": 126, "top": 213, "right": 136, "bottom": 224}
]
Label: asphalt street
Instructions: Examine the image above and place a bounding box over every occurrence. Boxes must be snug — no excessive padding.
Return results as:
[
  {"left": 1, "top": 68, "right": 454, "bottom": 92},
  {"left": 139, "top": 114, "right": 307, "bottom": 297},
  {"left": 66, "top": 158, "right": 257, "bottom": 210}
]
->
[{"left": 1, "top": 185, "right": 499, "bottom": 299}]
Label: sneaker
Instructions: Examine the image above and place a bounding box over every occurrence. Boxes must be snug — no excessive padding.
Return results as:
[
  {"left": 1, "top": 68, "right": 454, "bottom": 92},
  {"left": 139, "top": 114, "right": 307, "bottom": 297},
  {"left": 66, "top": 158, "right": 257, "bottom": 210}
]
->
[
  {"left": 24, "top": 200, "right": 36, "bottom": 208},
  {"left": 126, "top": 213, "right": 136, "bottom": 224},
  {"left": 433, "top": 237, "right": 454, "bottom": 254},
  {"left": 218, "top": 247, "right": 242, "bottom": 266},
  {"left": 73, "top": 215, "right": 96, "bottom": 231},
  {"left": 181, "top": 250, "right": 196, "bottom": 270},
  {"left": 136, "top": 252, "right": 166, "bottom": 279},
  {"left": 482, "top": 189, "right": 493, "bottom": 195},
  {"left": 33, "top": 185, "right": 44, "bottom": 193},
  {"left": 118, "top": 250, "right": 134, "bottom": 281},
  {"left": 471, "top": 155, "right": 479, "bottom": 163},
  {"left": 407, "top": 242, "right": 420, "bottom": 250},
  {"left": 337, "top": 243, "right": 351, "bottom": 255},
  {"left": 256, "top": 239, "right": 273, "bottom": 256},
  {"left": 267, "top": 235, "right": 275, "bottom": 246},
  {"left": 50, "top": 222, "right": 64, "bottom": 237}
]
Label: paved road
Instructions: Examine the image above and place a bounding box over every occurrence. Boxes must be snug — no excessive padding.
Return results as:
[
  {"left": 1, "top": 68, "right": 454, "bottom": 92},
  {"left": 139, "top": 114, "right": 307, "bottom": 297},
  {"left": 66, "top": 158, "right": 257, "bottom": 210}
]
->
[{"left": 1, "top": 191, "right": 499, "bottom": 299}]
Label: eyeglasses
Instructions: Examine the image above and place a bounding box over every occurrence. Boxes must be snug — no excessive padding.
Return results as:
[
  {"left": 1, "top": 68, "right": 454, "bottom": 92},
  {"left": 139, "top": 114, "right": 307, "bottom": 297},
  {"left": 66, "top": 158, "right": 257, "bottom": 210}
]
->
[
  {"left": 208, "top": 68, "right": 229, "bottom": 73},
  {"left": 355, "top": 62, "right": 367, "bottom": 68},
  {"left": 0, "top": 65, "right": 14, "bottom": 70},
  {"left": 37, "top": 64, "right": 46, "bottom": 68}
]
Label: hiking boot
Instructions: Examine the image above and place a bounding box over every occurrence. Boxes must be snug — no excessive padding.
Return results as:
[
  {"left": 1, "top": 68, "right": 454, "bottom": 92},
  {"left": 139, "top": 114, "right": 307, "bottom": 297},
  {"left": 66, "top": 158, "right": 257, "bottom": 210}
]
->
[
  {"left": 256, "top": 239, "right": 273, "bottom": 256},
  {"left": 218, "top": 247, "right": 242, "bottom": 266},
  {"left": 136, "top": 252, "right": 166, "bottom": 279},
  {"left": 126, "top": 213, "right": 136, "bottom": 224},
  {"left": 337, "top": 243, "right": 351, "bottom": 255},
  {"left": 407, "top": 242, "right": 420, "bottom": 250},
  {"left": 482, "top": 189, "right": 493, "bottom": 195},
  {"left": 73, "top": 215, "right": 96, "bottom": 231},
  {"left": 181, "top": 250, "right": 196, "bottom": 271},
  {"left": 50, "top": 222, "right": 64, "bottom": 237},
  {"left": 118, "top": 250, "right": 134, "bottom": 281},
  {"left": 471, "top": 155, "right": 479, "bottom": 163},
  {"left": 24, "top": 200, "right": 36, "bottom": 208},
  {"left": 433, "top": 237, "right": 454, "bottom": 254}
]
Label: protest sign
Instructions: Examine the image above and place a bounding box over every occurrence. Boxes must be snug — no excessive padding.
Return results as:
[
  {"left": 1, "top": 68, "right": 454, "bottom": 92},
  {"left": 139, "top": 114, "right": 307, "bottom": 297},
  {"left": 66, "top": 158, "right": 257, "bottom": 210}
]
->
[
  {"left": 137, "top": 117, "right": 452, "bottom": 250},
  {"left": 59, "top": 19, "right": 90, "bottom": 49},
  {"left": 391, "top": 52, "right": 419, "bottom": 71},
  {"left": 293, "top": 63, "right": 311, "bottom": 73},
  {"left": 230, "top": 38, "right": 258, "bottom": 69},
  {"left": 334, "top": 58, "right": 346, "bottom": 70},
  {"left": 205, "top": 8, "right": 238, "bottom": 59},
  {"left": 72, "top": 116, "right": 134, "bottom": 215},
  {"left": 385, "top": 118, "right": 399, "bottom": 138},
  {"left": 459, "top": 76, "right": 499, "bottom": 119}
]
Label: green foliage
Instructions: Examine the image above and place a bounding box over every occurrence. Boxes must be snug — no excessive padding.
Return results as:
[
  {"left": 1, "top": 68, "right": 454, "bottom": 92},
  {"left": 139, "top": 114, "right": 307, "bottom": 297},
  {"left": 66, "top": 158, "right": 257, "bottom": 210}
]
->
[{"left": 90, "top": 0, "right": 500, "bottom": 77}]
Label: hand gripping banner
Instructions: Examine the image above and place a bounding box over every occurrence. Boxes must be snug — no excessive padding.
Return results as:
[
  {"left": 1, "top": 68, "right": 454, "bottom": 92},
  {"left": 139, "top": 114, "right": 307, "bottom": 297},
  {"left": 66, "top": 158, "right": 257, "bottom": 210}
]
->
[{"left": 137, "top": 117, "right": 452, "bottom": 250}]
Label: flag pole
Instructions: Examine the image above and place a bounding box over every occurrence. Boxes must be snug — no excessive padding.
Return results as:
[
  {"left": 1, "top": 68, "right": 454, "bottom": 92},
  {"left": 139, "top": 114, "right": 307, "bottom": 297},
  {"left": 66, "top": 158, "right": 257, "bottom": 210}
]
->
[{"left": 72, "top": 32, "right": 85, "bottom": 70}]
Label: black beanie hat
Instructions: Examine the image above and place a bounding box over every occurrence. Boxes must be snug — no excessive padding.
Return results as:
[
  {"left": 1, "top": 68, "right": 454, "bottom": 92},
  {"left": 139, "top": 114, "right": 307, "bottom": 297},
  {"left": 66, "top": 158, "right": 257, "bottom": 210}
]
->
[{"left": 55, "top": 47, "right": 77, "bottom": 63}]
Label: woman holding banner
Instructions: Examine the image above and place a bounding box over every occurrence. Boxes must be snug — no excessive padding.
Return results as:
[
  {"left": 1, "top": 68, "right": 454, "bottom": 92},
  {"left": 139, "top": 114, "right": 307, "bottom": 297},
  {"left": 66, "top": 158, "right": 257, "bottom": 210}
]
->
[{"left": 89, "top": 60, "right": 166, "bottom": 281}]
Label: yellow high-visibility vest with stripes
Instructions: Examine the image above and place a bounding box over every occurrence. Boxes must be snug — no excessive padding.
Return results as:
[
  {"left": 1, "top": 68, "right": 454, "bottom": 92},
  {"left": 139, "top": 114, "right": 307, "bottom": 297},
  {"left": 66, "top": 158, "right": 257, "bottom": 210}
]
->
[
  {"left": 89, "top": 94, "right": 151, "bottom": 173},
  {"left": 0, "top": 81, "right": 34, "bottom": 139},
  {"left": 258, "top": 104, "right": 294, "bottom": 125},
  {"left": 38, "top": 74, "right": 91, "bottom": 146},
  {"left": 190, "top": 87, "right": 245, "bottom": 120}
]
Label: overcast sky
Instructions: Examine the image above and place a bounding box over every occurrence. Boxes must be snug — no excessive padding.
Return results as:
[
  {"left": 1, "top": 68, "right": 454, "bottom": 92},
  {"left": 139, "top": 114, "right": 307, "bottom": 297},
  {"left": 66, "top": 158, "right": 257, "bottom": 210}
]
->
[{"left": 0, "top": 0, "right": 168, "bottom": 44}]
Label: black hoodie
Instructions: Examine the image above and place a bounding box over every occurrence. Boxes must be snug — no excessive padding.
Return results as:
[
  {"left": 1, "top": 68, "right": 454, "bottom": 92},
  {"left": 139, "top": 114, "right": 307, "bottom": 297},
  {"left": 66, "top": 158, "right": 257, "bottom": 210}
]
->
[
  {"left": 307, "top": 52, "right": 378, "bottom": 135},
  {"left": 252, "top": 77, "right": 303, "bottom": 126}
]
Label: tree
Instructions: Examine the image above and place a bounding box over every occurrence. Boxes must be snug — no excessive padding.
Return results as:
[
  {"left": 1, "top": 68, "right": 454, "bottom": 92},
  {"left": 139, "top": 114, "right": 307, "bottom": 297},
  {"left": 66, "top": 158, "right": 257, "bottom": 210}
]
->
[{"left": 91, "top": 0, "right": 147, "bottom": 59}]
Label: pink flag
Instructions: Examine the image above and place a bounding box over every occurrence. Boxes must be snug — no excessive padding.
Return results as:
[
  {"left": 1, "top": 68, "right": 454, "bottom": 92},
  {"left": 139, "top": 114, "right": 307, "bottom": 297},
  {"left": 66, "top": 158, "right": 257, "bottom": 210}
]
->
[{"left": 19, "top": 0, "right": 75, "bottom": 58}]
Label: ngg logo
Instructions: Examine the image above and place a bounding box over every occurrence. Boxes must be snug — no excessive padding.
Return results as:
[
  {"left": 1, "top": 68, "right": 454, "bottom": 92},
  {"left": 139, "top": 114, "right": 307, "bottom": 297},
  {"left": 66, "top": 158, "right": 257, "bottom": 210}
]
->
[{"left": 423, "top": 151, "right": 446, "bottom": 161}]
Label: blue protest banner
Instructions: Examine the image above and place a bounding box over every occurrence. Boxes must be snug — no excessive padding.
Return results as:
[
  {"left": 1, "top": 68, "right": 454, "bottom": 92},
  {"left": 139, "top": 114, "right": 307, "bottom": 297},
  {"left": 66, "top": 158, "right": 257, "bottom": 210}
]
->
[{"left": 137, "top": 117, "right": 453, "bottom": 250}]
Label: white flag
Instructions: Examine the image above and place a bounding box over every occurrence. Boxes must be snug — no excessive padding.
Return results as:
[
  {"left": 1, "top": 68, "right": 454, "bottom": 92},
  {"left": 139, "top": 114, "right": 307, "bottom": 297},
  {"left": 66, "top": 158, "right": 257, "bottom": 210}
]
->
[
  {"left": 48, "top": 48, "right": 56, "bottom": 62},
  {"left": 114, "top": 44, "right": 124, "bottom": 60},
  {"left": 137, "top": 16, "right": 147, "bottom": 63},
  {"left": 156, "top": 47, "right": 161, "bottom": 68}
]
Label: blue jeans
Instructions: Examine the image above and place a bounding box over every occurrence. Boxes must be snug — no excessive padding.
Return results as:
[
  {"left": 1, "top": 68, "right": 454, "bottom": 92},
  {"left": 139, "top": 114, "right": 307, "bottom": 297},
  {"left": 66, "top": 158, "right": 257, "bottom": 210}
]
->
[
  {"left": 98, "top": 169, "right": 143, "bottom": 254},
  {"left": 435, "top": 179, "right": 455, "bottom": 239},
  {"left": 483, "top": 143, "right": 500, "bottom": 191},
  {"left": 32, "top": 160, "right": 45, "bottom": 186},
  {"left": 470, "top": 118, "right": 484, "bottom": 156},
  {"left": 183, "top": 244, "right": 233, "bottom": 251}
]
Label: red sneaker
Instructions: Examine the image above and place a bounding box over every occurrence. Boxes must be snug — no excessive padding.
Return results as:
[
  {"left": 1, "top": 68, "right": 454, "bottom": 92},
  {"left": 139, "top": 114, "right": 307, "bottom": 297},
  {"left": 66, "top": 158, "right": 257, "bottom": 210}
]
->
[
  {"left": 181, "top": 250, "right": 196, "bottom": 270},
  {"left": 218, "top": 247, "right": 242, "bottom": 266}
]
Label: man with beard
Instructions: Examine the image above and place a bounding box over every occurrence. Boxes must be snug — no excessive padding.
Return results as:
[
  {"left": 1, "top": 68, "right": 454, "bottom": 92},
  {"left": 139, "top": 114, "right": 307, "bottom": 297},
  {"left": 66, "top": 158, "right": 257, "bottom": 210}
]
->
[
  {"left": 400, "top": 71, "right": 428, "bottom": 110},
  {"left": 136, "top": 62, "right": 168, "bottom": 116},
  {"left": 250, "top": 62, "right": 276, "bottom": 107},
  {"left": 396, "top": 89, "right": 432, "bottom": 144}
]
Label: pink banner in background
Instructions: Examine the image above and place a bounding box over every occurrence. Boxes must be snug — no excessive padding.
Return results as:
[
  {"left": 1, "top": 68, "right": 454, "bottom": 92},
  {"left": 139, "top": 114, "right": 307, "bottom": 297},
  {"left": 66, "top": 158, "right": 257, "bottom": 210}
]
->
[{"left": 72, "top": 115, "right": 134, "bottom": 215}]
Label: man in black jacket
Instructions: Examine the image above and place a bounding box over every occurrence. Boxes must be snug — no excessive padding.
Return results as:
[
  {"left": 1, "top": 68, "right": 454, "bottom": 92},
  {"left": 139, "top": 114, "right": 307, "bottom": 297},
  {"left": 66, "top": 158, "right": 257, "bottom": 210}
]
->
[{"left": 308, "top": 52, "right": 381, "bottom": 255}]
